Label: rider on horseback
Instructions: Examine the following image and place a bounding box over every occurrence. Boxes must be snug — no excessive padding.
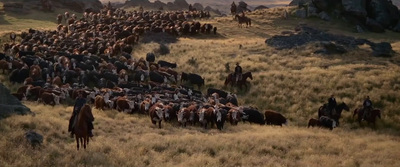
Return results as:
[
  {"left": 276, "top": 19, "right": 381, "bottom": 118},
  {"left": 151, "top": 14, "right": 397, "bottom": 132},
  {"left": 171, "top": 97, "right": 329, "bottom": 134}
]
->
[
  {"left": 327, "top": 94, "right": 337, "bottom": 116},
  {"left": 234, "top": 62, "right": 242, "bottom": 84},
  {"left": 68, "top": 92, "right": 93, "bottom": 138},
  {"left": 362, "top": 96, "right": 373, "bottom": 121}
]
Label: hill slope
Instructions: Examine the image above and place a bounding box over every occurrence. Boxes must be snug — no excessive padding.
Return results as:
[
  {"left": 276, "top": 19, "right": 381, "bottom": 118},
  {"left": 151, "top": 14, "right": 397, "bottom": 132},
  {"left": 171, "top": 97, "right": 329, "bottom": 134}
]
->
[{"left": 1, "top": 6, "right": 400, "bottom": 167}]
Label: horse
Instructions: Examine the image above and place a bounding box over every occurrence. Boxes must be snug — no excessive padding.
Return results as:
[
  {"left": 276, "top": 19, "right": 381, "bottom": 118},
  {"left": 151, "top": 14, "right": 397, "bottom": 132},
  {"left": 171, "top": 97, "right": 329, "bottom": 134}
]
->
[
  {"left": 73, "top": 104, "right": 94, "bottom": 150},
  {"left": 318, "top": 102, "right": 349, "bottom": 126},
  {"left": 353, "top": 108, "right": 381, "bottom": 127},
  {"left": 224, "top": 72, "right": 253, "bottom": 90},
  {"left": 234, "top": 14, "right": 251, "bottom": 28}
]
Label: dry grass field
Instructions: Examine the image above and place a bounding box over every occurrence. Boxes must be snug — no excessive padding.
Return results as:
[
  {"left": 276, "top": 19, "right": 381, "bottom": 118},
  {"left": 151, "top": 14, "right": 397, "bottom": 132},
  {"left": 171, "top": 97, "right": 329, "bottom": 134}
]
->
[{"left": 1, "top": 5, "right": 400, "bottom": 167}]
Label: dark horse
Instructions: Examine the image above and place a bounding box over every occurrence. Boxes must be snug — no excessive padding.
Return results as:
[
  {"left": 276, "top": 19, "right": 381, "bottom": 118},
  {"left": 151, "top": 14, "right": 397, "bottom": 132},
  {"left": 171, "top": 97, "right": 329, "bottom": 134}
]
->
[
  {"left": 73, "top": 104, "right": 94, "bottom": 150},
  {"left": 235, "top": 14, "right": 251, "bottom": 28},
  {"left": 353, "top": 108, "right": 381, "bottom": 127},
  {"left": 224, "top": 71, "right": 253, "bottom": 89},
  {"left": 318, "top": 102, "right": 349, "bottom": 126}
]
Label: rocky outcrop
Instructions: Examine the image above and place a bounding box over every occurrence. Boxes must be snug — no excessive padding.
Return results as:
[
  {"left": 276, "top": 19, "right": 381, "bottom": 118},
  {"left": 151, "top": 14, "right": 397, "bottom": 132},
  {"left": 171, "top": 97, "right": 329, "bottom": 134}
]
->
[
  {"left": 193, "top": 3, "right": 204, "bottom": 11},
  {"left": 265, "top": 25, "right": 395, "bottom": 57},
  {"left": 0, "top": 83, "right": 31, "bottom": 119},
  {"left": 291, "top": 0, "right": 400, "bottom": 33},
  {"left": 237, "top": 1, "right": 250, "bottom": 13},
  {"left": 254, "top": 5, "right": 269, "bottom": 11},
  {"left": 25, "top": 131, "right": 43, "bottom": 148}
]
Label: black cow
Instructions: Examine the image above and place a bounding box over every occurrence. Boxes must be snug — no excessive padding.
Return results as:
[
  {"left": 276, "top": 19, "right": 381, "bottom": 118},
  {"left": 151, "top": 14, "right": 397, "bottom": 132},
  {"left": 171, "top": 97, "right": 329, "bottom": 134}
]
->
[
  {"left": 0, "top": 53, "right": 5, "bottom": 60},
  {"left": 319, "top": 116, "right": 337, "bottom": 130},
  {"left": 241, "top": 109, "right": 265, "bottom": 125},
  {"left": 215, "top": 108, "right": 228, "bottom": 130},
  {"left": 227, "top": 94, "right": 238, "bottom": 106},
  {"left": 158, "top": 60, "right": 177, "bottom": 68},
  {"left": 207, "top": 88, "right": 228, "bottom": 98},
  {"left": 101, "top": 72, "right": 119, "bottom": 84},
  {"left": 149, "top": 71, "right": 165, "bottom": 83},
  {"left": 181, "top": 72, "right": 204, "bottom": 89},
  {"left": 146, "top": 53, "right": 155, "bottom": 62},
  {"left": 9, "top": 69, "right": 29, "bottom": 83}
]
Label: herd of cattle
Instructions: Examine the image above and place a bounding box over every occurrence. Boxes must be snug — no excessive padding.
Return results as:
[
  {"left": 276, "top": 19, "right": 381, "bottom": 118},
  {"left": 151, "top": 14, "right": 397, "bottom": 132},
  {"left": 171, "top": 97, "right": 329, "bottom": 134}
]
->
[{"left": 0, "top": 5, "right": 342, "bottom": 130}]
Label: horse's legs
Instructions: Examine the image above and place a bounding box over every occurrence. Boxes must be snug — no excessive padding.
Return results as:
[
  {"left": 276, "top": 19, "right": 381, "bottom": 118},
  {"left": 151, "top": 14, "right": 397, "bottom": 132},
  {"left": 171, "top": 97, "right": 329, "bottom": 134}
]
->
[
  {"left": 83, "top": 136, "right": 87, "bottom": 149},
  {"left": 75, "top": 137, "right": 79, "bottom": 150}
]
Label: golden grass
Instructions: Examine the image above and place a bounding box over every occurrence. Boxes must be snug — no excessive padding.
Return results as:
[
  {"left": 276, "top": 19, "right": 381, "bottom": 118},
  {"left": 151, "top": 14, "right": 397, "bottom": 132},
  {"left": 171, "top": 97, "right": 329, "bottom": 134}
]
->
[{"left": 1, "top": 7, "right": 400, "bottom": 166}]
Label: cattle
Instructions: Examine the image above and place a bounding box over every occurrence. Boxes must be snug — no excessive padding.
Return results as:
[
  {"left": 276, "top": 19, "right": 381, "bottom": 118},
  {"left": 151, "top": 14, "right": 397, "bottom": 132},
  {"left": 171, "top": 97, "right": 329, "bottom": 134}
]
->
[
  {"left": 264, "top": 110, "right": 287, "bottom": 126},
  {"left": 11, "top": 93, "right": 26, "bottom": 101},
  {"left": 149, "top": 71, "right": 166, "bottom": 84},
  {"left": 207, "top": 88, "right": 228, "bottom": 98},
  {"left": 181, "top": 72, "right": 204, "bottom": 89},
  {"left": 308, "top": 118, "right": 320, "bottom": 128},
  {"left": 227, "top": 108, "right": 241, "bottom": 125},
  {"left": 0, "top": 60, "right": 11, "bottom": 74},
  {"left": 198, "top": 106, "right": 215, "bottom": 129},
  {"left": 9, "top": 68, "right": 30, "bottom": 83},
  {"left": 215, "top": 108, "right": 228, "bottom": 130},
  {"left": 177, "top": 107, "right": 191, "bottom": 127},
  {"left": 94, "top": 95, "right": 106, "bottom": 110},
  {"left": 319, "top": 116, "right": 337, "bottom": 130},
  {"left": 40, "top": 92, "right": 60, "bottom": 106},
  {"left": 139, "top": 100, "right": 151, "bottom": 114},
  {"left": 116, "top": 97, "right": 135, "bottom": 113},
  {"left": 226, "top": 93, "right": 238, "bottom": 106},
  {"left": 149, "top": 103, "right": 165, "bottom": 128},
  {"left": 158, "top": 60, "right": 177, "bottom": 68},
  {"left": 146, "top": 53, "right": 155, "bottom": 62},
  {"left": 241, "top": 108, "right": 265, "bottom": 125}
]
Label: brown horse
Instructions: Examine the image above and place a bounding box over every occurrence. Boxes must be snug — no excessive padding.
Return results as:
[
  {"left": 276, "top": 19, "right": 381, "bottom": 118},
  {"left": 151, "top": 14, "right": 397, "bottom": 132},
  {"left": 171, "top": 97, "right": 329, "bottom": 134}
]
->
[
  {"left": 235, "top": 14, "right": 251, "bottom": 28},
  {"left": 224, "top": 72, "right": 253, "bottom": 89},
  {"left": 73, "top": 104, "right": 94, "bottom": 150},
  {"left": 318, "top": 102, "right": 349, "bottom": 126},
  {"left": 353, "top": 108, "right": 381, "bottom": 127}
]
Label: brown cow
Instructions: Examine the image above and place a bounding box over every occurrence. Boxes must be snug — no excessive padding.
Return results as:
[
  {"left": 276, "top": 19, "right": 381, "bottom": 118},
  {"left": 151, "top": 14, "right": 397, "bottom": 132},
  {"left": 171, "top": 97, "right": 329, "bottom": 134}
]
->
[
  {"left": 116, "top": 97, "right": 135, "bottom": 113},
  {"left": 24, "top": 77, "right": 33, "bottom": 85},
  {"left": 227, "top": 108, "right": 241, "bottom": 125},
  {"left": 94, "top": 95, "right": 106, "bottom": 110},
  {"left": 29, "top": 65, "right": 42, "bottom": 81},
  {"left": 198, "top": 106, "right": 216, "bottom": 129},
  {"left": 0, "top": 60, "right": 11, "bottom": 74},
  {"left": 308, "top": 118, "right": 320, "bottom": 128},
  {"left": 264, "top": 110, "right": 287, "bottom": 126},
  {"left": 149, "top": 103, "right": 164, "bottom": 128},
  {"left": 40, "top": 92, "right": 60, "bottom": 106},
  {"left": 139, "top": 99, "right": 151, "bottom": 114},
  {"left": 52, "top": 76, "right": 62, "bottom": 87},
  {"left": 177, "top": 107, "right": 190, "bottom": 127},
  {"left": 17, "top": 85, "right": 32, "bottom": 95},
  {"left": 11, "top": 93, "right": 26, "bottom": 101}
]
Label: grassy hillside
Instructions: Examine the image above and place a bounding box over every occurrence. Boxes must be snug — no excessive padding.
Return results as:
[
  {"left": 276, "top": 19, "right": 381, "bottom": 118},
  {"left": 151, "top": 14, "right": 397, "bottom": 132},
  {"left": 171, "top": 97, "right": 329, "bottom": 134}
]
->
[{"left": 1, "top": 6, "right": 400, "bottom": 166}]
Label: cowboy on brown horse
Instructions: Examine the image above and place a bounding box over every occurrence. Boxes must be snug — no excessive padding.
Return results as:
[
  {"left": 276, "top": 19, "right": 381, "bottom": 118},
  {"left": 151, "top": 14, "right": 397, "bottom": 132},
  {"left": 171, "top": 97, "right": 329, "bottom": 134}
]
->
[
  {"left": 234, "top": 62, "right": 242, "bottom": 84},
  {"left": 68, "top": 92, "right": 93, "bottom": 138},
  {"left": 362, "top": 96, "right": 373, "bottom": 121}
]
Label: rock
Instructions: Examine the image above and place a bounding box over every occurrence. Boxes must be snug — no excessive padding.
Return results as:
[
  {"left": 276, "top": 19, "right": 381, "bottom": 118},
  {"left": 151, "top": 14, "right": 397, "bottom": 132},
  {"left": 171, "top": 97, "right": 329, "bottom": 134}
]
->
[
  {"left": 25, "top": 131, "right": 43, "bottom": 147},
  {"left": 365, "top": 18, "right": 385, "bottom": 33},
  {"left": 318, "top": 41, "right": 347, "bottom": 54},
  {"left": 296, "top": 9, "right": 308, "bottom": 18},
  {"left": 393, "top": 20, "right": 400, "bottom": 32},
  {"left": 254, "top": 5, "right": 268, "bottom": 11},
  {"left": 319, "top": 11, "right": 331, "bottom": 21},
  {"left": 307, "top": 3, "right": 320, "bottom": 17},
  {"left": 371, "top": 42, "right": 394, "bottom": 57},
  {"left": 341, "top": 0, "right": 367, "bottom": 18},
  {"left": 311, "top": 0, "right": 339, "bottom": 12},
  {"left": 173, "top": 0, "right": 189, "bottom": 9},
  {"left": 0, "top": 83, "right": 31, "bottom": 119},
  {"left": 52, "top": 0, "right": 103, "bottom": 13},
  {"left": 367, "top": 0, "right": 400, "bottom": 28},
  {"left": 193, "top": 3, "right": 204, "bottom": 10},
  {"left": 355, "top": 25, "right": 365, "bottom": 33},
  {"left": 237, "top": 1, "right": 250, "bottom": 13},
  {"left": 289, "top": 0, "right": 312, "bottom": 7}
]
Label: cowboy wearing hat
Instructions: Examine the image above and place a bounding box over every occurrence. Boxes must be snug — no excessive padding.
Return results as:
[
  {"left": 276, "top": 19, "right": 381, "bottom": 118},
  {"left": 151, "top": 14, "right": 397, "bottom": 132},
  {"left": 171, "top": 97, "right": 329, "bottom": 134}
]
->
[{"left": 234, "top": 62, "right": 242, "bottom": 83}]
